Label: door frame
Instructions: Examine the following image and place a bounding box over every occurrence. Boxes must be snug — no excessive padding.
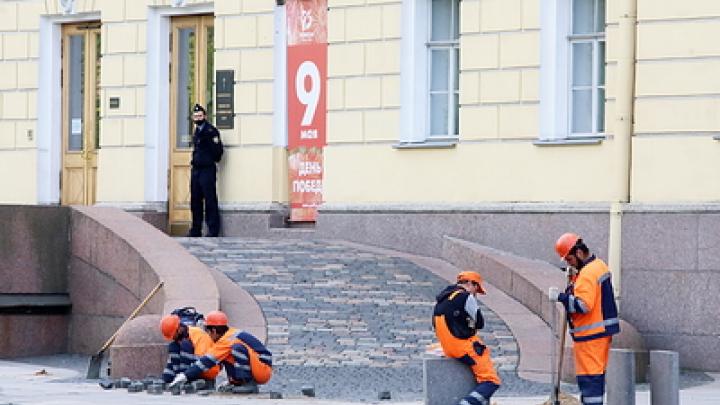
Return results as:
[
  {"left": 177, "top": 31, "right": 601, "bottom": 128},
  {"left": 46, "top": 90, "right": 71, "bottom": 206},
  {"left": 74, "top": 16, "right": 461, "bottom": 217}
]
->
[
  {"left": 37, "top": 13, "right": 100, "bottom": 205},
  {"left": 168, "top": 14, "right": 214, "bottom": 234},
  {"left": 145, "top": 4, "right": 214, "bottom": 212}
]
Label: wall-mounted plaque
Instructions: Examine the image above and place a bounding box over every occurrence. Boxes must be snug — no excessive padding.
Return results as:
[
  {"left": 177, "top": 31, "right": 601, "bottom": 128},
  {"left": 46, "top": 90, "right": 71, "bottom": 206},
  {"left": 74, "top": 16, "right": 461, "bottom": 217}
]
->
[{"left": 216, "top": 70, "right": 235, "bottom": 130}]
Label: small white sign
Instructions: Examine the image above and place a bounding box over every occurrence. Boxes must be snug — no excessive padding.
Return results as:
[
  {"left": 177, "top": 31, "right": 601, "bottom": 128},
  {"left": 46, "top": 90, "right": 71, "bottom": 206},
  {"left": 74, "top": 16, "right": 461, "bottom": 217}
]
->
[{"left": 71, "top": 118, "right": 82, "bottom": 134}]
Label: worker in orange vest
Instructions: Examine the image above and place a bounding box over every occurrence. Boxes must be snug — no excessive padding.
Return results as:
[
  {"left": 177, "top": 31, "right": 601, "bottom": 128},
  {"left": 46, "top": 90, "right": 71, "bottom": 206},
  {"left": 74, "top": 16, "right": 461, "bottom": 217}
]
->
[
  {"left": 159, "top": 314, "right": 220, "bottom": 384},
  {"left": 168, "top": 310, "right": 272, "bottom": 392},
  {"left": 433, "top": 271, "right": 501, "bottom": 405},
  {"left": 549, "top": 233, "right": 620, "bottom": 405}
]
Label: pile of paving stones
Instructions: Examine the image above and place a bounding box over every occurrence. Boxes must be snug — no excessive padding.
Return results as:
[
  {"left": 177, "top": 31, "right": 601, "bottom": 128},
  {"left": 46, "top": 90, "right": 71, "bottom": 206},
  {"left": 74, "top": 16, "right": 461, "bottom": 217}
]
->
[
  {"left": 99, "top": 377, "right": 216, "bottom": 396},
  {"left": 99, "top": 376, "right": 288, "bottom": 399},
  {"left": 181, "top": 238, "right": 554, "bottom": 401}
]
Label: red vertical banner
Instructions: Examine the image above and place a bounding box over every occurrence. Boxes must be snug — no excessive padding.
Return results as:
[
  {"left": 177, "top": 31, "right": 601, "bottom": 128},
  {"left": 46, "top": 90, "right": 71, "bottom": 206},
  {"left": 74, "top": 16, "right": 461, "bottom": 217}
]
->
[{"left": 287, "top": 0, "right": 327, "bottom": 222}]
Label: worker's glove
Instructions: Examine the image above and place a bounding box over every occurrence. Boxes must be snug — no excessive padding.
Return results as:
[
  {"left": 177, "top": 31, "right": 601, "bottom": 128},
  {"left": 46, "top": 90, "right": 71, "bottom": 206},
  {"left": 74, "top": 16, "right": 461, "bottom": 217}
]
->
[
  {"left": 548, "top": 287, "right": 560, "bottom": 302},
  {"left": 169, "top": 373, "right": 187, "bottom": 388}
]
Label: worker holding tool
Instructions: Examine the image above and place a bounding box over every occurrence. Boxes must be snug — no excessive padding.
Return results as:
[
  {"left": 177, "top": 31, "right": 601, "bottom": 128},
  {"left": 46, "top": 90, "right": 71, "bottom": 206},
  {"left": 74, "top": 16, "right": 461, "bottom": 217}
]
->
[
  {"left": 160, "top": 314, "right": 220, "bottom": 384},
  {"left": 433, "top": 271, "right": 501, "bottom": 405},
  {"left": 549, "top": 233, "right": 620, "bottom": 405},
  {"left": 168, "top": 310, "right": 272, "bottom": 393}
]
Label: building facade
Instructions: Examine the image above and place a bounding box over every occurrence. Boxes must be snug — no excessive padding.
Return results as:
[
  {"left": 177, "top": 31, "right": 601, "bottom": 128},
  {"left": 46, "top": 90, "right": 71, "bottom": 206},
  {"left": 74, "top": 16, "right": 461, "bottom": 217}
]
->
[{"left": 0, "top": 0, "right": 719, "bottom": 369}]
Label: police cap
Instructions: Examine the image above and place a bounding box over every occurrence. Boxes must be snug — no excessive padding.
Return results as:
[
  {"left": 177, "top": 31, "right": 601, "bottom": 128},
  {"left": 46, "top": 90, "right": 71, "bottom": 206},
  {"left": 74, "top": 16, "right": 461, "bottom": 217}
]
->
[{"left": 193, "top": 104, "right": 206, "bottom": 114}]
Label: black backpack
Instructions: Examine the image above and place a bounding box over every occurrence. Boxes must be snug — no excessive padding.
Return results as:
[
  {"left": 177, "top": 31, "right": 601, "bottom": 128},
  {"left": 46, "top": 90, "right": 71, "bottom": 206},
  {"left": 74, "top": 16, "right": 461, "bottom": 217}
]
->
[{"left": 171, "top": 307, "right": 204, "bottom": 327}]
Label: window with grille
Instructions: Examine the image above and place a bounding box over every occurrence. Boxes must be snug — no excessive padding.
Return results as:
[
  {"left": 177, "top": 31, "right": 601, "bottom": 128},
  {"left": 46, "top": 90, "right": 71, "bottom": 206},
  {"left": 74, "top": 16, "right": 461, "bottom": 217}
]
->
[
  {"left": 427, "top": 0, "right": 459, "bottom": 139},
  {"left": 569, "top": 0, "right": 605, "bottom": 137}
]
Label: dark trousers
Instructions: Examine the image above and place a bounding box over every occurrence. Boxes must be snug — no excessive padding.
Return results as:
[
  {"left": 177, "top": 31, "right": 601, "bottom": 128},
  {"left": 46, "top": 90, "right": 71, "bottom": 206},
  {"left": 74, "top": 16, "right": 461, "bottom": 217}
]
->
[{"left": 190, "top": 166, "right": 220, "bottom": 237}]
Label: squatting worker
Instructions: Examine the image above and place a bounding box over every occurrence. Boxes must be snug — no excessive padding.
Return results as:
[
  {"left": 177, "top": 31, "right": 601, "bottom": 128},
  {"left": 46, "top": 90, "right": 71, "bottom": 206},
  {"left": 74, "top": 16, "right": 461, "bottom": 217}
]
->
[
  {"left": 169, "top": 311, "right": 272, "bottom": 391},
  {"left": 433, "top": 271, "right": 501, "bottom": 405},
  {"left": 549, "top": 233, "right": 620, "bottom": 405},
  {"left": 188, "top": 104, "right": 223, "bottom": 237},
  {"left": 159, "top": 314, "right": 219, "bottom": 384}
]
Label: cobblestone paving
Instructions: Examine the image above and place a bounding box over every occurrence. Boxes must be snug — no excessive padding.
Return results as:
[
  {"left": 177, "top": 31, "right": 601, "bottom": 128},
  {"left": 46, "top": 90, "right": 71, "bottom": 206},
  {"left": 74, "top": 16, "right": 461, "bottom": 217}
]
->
[{"left": 180, "top": 238, "right": 547, "bottom": 400}]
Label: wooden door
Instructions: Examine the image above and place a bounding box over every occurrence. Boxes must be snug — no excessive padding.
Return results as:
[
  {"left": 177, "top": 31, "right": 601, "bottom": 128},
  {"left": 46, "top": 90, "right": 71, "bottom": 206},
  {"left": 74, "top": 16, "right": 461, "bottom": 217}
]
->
[
  {"left": 61, "top": 23, "right": 101, "bottom": 206},
  {"left": 169, "top": 15, "right": 214, "bottom": 235}
]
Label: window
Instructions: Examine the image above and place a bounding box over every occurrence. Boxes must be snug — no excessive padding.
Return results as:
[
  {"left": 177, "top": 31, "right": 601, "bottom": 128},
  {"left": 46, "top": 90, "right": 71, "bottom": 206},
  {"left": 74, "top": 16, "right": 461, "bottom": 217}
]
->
[
  {"left": 569, "top": 0, "right": 605, "bottom": 137},
  {"left": 399, "top": 0, "right": 459, "bottom": 146},
  {"left": 428, "top": 0, "right": 459, "bottom": 139},
  {"left": 539, "top": 0, "right": 606, "bottom": 141}
]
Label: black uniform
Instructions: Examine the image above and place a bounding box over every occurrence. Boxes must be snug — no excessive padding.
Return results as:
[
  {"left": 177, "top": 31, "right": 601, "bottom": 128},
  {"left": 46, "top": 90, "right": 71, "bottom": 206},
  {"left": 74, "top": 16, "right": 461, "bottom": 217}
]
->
[{"left": 189, "top": 117, "right": 223, "bottom": 237}]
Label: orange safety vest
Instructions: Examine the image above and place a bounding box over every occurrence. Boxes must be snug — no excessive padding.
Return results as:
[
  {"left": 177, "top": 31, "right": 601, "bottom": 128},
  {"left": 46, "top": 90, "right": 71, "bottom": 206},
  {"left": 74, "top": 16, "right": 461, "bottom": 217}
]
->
[
  {"left": 204, "top": 328, "right": 272, "bottom": 384},
  {"left": 188, "top": 327, "right": 220, "bottom": 379},
  {"left": 568, "top": 258, "right": 620, "bottom": 342}
]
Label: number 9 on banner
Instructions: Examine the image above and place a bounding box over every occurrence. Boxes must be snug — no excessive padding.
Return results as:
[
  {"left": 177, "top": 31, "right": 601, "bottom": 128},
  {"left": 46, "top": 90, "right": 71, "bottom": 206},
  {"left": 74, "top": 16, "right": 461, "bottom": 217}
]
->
[
  {"left": 296, "top": 61, "right": 320, "bottom": 127},
  {"left": 287, "top": 43, "right": 326, "bottom": 148}
]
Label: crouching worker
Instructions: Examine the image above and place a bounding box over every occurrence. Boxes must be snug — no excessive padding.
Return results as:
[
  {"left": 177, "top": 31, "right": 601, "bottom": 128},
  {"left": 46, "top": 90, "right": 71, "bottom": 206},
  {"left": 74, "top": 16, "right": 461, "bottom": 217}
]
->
[
  {"left": 169, "top": 310, "right": 272, "bottom": 392},
  {"left": 433, "top": 271, "right": 501, "bottom": 405},
  {"left": 160, "top": 314, "right": 220, "bottom": 384}
]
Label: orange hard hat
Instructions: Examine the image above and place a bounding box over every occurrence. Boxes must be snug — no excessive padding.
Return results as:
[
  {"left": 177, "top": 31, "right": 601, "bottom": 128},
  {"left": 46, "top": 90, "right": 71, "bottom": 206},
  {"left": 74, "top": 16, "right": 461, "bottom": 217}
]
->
[
  {"left": 457, "top": 271, "right": 486, "bottom": 294},
  {"left": 160, "top": 315, "right": 180, "bottom": 341},
  {"left": 205, "top": 310, "right": 228, "bottom": 327},
  {"left": 555, "top": 233, "right": 580, "bottom": 259}
]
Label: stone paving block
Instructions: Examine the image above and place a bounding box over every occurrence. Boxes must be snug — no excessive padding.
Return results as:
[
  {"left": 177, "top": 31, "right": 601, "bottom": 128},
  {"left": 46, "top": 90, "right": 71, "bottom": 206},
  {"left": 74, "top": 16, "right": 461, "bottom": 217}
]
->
[
  {"left": 116, "top": 378, "right": 131, "bottom": 389},
  {"left": 147, "top": 384, "right": 164, "bottom": 395},
  {"left": 127, "top": 381, "right": 144, "bottom": 393},
  {"left": 423, "top": 357, "right": 476, "bottom": 405}
]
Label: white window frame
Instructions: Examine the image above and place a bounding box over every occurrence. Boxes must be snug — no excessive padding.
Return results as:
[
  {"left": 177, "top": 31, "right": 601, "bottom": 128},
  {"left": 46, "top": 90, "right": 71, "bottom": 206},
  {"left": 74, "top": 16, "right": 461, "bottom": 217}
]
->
[
  {"left": 539, "top": 0, "right": 605, "bottom": 141},
  {"left": 399, "top": 0, "right": 459, "bottom": 145}
]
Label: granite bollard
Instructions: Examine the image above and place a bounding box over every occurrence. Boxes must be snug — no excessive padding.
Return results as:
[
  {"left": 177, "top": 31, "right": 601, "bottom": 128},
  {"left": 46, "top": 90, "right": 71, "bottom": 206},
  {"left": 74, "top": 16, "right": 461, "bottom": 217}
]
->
[
  {"left": 650, "top": 350, "right": 679, "bottom": 405},
  {"left": 607, "top": 349, "right": 635, "bottom": 405},
  {"left": 423, "top": 357, "right": 476, "bottom": 405}
]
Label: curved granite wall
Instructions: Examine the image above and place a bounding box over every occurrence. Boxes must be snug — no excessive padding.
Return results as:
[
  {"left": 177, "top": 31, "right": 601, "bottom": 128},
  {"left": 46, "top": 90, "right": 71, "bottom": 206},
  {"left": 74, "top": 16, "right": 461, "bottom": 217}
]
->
[{"left": 0, "top": 205, "right": 266, "bottom": 379}]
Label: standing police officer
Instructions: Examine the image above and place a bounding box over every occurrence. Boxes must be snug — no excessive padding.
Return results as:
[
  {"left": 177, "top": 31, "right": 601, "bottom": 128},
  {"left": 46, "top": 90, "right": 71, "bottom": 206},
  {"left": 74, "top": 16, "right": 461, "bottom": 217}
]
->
[{"left": 188, "top": 104, "right": 223, "bottom": 237}]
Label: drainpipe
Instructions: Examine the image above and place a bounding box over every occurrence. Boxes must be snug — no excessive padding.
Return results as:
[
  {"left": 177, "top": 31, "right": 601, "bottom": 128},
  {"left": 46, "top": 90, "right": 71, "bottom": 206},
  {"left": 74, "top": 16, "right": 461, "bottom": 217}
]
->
[{"left": 607, "top": 0, "right": 637, "bottom": 305}]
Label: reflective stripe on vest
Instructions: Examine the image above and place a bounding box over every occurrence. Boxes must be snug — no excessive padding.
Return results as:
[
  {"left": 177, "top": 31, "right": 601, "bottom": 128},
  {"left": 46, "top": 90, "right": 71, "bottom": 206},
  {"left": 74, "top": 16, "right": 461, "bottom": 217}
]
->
[{"left": 570, "top": 318, "right": 619, "bottom": 334}]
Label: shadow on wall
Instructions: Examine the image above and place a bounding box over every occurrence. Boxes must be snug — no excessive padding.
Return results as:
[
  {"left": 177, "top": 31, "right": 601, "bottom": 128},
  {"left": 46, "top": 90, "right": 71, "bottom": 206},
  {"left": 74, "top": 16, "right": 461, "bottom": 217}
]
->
[{"left": 0, "top": 205, "right": 71, "bottom": 357}]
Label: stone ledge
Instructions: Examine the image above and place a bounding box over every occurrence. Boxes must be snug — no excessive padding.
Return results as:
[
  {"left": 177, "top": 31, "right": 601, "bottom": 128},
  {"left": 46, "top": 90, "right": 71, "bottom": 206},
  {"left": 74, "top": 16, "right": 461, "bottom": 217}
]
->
[
  {"left": 423, "top": 357, "right": 476, "bottom": 405},
  {"left": 441, "top": 235, "right": 564, "bottom": 326}
]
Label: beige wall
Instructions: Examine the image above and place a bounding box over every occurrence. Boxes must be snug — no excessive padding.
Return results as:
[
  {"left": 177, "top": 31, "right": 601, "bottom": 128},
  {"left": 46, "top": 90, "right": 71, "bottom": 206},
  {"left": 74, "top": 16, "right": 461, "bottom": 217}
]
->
[
  {"left": 0, "top": 0, "right": 719, "bottom": 207},
  {"left": 632, "top": 0, "right": 720, "bottom": 202},
  {"left": 323, "top": 0, "right": 622, "bottom": 204},
  {"left": 0, "top": 0, "right": 41, "bottom": 204},
  {"left": 98, "top": 0, "right": 150, "bottom": 203},
  {"left": 326, "top": 0, "right": 402, "bottom": 144}
]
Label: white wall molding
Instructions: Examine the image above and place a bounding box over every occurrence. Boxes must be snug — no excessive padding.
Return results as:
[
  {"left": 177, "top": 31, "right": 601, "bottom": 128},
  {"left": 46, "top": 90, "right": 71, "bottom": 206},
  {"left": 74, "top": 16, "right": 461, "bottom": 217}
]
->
[
  {"left": 37, "top": 12, "right": 101, "bottom": 205},
  {"left": 144, "top": 3, "right": 214, "bottom": 206},
  {"left": 399, "top": 0, "right": 429, "bottom": 143},
  {"left": 539, "top": 0, "right": 570, "bottom": 140}
]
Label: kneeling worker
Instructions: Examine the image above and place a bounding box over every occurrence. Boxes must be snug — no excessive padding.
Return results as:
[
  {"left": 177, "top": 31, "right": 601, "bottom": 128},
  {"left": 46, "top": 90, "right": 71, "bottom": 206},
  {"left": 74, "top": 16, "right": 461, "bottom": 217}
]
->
[
  {"left": 160, "top": 314, "right": 220, "bottom": 384},
  {"left": 169, "top": 310, "right": 272, "bottom": 391},
  {"left": 433, "top": 271, "right": 501, "bottom": 405}
]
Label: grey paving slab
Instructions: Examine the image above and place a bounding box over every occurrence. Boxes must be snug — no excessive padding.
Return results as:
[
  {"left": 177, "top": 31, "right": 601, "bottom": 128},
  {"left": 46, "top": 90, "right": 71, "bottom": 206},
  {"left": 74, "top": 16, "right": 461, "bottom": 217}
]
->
[{"left": 1, "top": 356, "right": 719, "bottom": 405}]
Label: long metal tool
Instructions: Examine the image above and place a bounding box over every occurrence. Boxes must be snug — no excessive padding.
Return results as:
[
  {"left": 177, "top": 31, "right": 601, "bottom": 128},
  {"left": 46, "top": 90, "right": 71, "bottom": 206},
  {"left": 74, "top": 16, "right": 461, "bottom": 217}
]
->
[
  {"left": 553, "top": 308, "right": 568, "bottom": 405},
  {"left": 86, "top": 281, "right": 164, "bottom": 379},
  {"left": 550, "top": 266, "right": 575, "bottom": 405}
]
